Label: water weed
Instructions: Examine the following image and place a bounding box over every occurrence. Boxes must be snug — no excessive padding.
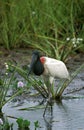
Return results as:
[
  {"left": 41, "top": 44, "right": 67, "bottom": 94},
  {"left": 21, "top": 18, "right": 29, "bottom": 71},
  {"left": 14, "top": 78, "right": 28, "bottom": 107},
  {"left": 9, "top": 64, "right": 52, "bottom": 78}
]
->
[
  {"left": 9, "top": 62, "right": 84, "bottom": 100},
  {"left": 16, "top": 118, "right": 30, "bottom": 130},
  {"left": 0, "top": 118, "right": 13, "bottom": 130},
  {"left": 16, "top": 118, "right": 40, "bottom": 130},
  {"left": 0, "top": 117, "right": 40, "bottom": 130},
  {"left": 0, "top": 62, "right": 26, "bottom": 111}
]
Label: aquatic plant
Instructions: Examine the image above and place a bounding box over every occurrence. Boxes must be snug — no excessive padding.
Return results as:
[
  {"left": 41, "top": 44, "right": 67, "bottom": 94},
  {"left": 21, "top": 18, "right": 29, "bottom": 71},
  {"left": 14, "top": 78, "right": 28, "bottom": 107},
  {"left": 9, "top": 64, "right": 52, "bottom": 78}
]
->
[
  {"left": 9, "top": 63, "right": 84, "bottom": 100},
  {"left": 0, "top": 116, "right": 40, "bottom": 130},
  {"left": 0, "top": 118, "right": 13, "bottom": 130},
  {"left": 17, "top": 81, "right": 24, "bottom": 88},
  {"left": 0, "top": 63, "right": 12, "bottom": 110},
  {"left": 16, "top": 118, "right": 40, "bottom": 130},
  {"left": 0, "top": 63, "right": 26, "bottom": 111},
  {"left": 16, "top": 118, "right": 30, "bottom": 130}
]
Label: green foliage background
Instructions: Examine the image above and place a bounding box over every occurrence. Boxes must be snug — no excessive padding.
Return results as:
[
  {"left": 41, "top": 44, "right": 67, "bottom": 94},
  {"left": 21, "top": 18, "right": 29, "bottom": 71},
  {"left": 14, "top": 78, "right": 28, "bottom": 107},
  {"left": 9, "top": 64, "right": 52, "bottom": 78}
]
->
[{"left": 0, "top": 0, "right": 84, "bottom": 59}]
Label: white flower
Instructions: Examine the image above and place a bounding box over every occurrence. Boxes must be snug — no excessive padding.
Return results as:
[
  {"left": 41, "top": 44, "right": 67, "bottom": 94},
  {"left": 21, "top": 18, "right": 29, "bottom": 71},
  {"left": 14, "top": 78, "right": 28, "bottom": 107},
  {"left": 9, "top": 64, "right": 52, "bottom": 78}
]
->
[
  {"left": 76, "top": 39, "right": 80, "bottom": 44},
  {"left": 66, "top": 37, "right": 70, "bottom": 41},
  {"left": 66, "top": 37, "right": 83, "bottom": 48},
  {"left": 77, "top": 38, "right": 83, "bottom": 41},
  {"left": 0, "top": 118, "right": 3, "bottom": 125},
  {"left": 17, "top": 81, "right": 24, "bottom": 88},
  {"left": 73, "top": 43, "right": 77, "bottom": 47},
  {"left": 5, "top": 63, "right": 9, "bottom": 70},
  {"left": 5, "top": 72, "right": 8, "bottom": 75},
  {"left": 32, "top": 11, "right": 36, "bottom": 15},
  {"left": 72, "top": 38, "right": 76, "bottom": 43}
]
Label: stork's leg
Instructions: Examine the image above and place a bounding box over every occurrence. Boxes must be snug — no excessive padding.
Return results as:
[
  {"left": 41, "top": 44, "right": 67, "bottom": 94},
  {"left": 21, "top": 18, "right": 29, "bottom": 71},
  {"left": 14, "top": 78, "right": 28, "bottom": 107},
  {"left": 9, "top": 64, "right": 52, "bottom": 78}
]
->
[
  {"left": 43, "top": 76, "right": 54, "bottom": 100},
  {"left": 43, "top": 77, "right": 54, "bottom": 116},
  {"left": 43, "top": 101, "right": 49, "bottom": 117},
  {"left": 43, "top": 97, "right": 53, "bottom": 117},
  {"left": 43, "top": 75, "right": 51, "bottom": 98},
  {"left": 49, "top": 77, "right": 54, "bottom": 99}
]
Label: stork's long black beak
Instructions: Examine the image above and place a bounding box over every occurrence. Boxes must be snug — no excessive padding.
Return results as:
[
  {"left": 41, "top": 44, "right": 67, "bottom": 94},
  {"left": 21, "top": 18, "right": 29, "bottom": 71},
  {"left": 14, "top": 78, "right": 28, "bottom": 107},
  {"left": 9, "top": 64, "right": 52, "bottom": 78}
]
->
[{"left": 28, "top": 54, "right": 37, "bottom": 77}]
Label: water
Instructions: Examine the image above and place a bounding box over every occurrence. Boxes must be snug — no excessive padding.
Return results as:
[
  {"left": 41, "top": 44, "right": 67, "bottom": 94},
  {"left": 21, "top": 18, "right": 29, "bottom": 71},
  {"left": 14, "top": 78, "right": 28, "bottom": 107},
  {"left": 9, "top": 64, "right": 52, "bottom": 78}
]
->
[{"left": 2, "top": 98, "right": 84, "bottom": 130}]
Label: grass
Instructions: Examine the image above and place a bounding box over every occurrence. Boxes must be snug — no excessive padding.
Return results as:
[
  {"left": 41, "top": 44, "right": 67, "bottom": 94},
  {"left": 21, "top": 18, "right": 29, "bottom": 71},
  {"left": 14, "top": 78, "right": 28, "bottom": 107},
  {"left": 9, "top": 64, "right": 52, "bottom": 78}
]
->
[
  {"left": 0, "top": 65, "right": 16, "bottom": 110},
  {"left": 8, "top": 62, "right": 84, "bottom": 100},
  {"left": 0, "top": 63, "right": 28, "bottom": 111},
  {"left": 55, "top": 63, "right": 84, "bottom": 98},
  {"left": 0, "top": 0, "right": 83, "bottom": 61}
]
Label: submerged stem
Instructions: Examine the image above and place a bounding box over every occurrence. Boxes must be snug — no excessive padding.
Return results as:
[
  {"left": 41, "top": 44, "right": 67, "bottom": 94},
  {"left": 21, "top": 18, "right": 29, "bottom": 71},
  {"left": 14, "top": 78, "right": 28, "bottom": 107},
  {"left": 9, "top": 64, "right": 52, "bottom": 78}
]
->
[{"left": 55, "top": 63, "right": 84, "bottom": 99}]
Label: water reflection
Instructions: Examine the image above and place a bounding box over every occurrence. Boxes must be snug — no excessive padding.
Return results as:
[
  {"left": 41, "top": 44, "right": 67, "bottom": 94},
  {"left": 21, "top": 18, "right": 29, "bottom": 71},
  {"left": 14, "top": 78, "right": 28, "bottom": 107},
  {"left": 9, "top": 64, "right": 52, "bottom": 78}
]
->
[
  {"left": 43, "top": 99, "right": 84, "bottom": 130},
  {"left": 44, "top": 104, "right": 53, "bottom": 130},
  {"left": 2, "top": 98, "right": 84, "bottom": 130},
  {"left": 43, "top": 100, "right": 64, "bottom": 130}
]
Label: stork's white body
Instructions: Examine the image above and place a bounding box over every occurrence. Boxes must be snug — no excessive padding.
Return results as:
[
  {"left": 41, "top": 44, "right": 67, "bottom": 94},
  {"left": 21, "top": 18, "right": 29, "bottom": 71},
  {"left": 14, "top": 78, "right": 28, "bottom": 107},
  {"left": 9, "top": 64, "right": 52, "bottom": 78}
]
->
[{"left": 42, "top": 57, "right": 70, "bottom": 84}]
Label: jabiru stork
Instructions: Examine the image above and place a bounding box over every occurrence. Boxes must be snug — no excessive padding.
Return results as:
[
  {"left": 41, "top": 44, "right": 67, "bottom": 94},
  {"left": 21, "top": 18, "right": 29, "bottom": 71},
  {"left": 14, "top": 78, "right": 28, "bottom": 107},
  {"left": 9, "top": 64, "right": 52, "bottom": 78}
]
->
[{"left": 28, "top": 50, "right": 70, "bottom": 97}]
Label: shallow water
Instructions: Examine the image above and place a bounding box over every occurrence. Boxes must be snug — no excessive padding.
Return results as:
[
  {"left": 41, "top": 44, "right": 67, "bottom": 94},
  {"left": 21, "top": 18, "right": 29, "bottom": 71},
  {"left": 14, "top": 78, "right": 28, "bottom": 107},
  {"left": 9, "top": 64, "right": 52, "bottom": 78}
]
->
[{"left": 2, "top": 98, "right": 84, "bottom": 130}]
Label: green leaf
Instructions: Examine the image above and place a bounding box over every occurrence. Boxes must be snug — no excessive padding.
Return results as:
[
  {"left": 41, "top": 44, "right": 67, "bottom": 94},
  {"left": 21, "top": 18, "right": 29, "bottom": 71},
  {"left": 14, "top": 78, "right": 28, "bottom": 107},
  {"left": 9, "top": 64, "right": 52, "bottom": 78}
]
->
[
  {"left": 16, "top": 118, "right": 23, "bottom": 127},
  {"left": 23, "top": 120, "right": 30, "bottom": 127},
  {"left": 34, "top": 121, "right": 40, "bottom": 128}
]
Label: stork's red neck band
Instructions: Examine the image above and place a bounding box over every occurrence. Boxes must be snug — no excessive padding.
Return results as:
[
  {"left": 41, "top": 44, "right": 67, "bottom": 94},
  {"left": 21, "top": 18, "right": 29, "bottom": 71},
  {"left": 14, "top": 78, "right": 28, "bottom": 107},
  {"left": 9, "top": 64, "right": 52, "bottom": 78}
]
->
[{"left": 40, "top": 57, "right": 45, "bottom": 64}]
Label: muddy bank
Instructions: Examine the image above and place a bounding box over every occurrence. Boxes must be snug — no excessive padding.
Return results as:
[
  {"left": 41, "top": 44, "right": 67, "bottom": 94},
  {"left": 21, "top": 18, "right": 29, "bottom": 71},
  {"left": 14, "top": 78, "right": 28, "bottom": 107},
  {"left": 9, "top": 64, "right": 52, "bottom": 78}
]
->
[{"left": 0, "top": 48, "right": 32, "bottom": 69}]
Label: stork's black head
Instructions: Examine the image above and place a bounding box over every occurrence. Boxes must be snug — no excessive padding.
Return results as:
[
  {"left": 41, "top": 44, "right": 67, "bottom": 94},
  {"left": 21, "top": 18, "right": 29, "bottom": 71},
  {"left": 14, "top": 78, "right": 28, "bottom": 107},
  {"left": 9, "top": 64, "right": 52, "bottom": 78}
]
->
[
  {"left": 32, "top": 50, "right": 40, "bottom": 59},
  {"left": 28, "top": 50, "right": 44, "bottom": 76}
]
